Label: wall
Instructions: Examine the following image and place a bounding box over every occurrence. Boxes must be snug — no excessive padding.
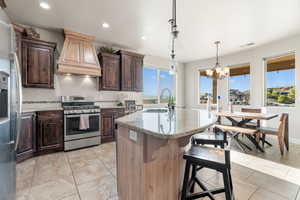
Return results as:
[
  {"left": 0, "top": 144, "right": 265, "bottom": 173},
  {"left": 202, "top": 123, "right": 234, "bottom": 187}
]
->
[
  {"left": 184, "top": 35, "right": 300, "bottom": 142},
  {"left": 22, "top": 27, "right": 185, "bottom": 108}
]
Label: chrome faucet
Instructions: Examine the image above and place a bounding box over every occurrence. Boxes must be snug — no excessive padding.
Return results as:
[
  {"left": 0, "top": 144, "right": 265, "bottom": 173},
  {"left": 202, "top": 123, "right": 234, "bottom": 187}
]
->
[{"left": 160, "top": 88, "right": 174, "bottom": 110}]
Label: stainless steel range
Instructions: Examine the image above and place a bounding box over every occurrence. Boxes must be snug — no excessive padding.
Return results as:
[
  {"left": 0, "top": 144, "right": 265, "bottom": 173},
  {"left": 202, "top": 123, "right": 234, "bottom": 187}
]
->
[{"left": 62, "top": 96, "right": 101, "bottom": 151}]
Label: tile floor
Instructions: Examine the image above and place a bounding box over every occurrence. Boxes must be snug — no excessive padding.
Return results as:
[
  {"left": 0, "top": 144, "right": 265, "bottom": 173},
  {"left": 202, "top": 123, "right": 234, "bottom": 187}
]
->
[{"left": 17, "top": 142, "right": 300, "bottom": 200}]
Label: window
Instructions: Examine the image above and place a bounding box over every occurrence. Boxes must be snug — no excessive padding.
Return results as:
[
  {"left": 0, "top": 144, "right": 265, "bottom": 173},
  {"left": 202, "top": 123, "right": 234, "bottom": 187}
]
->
[
  {"left": 265, "top": 54, "right": 295, "bottom": 107},
  {"left": 229, "top": 65, "right": 250, "bottom": 105},
  {"left": 159, "top": 70, "right": 175, "bottom": 103},
  {"left": 143, "top": 67, "right": 176, "bottom": 104},
  {"left": 199, "top": 71, "right": 217, "bottom": 104}
]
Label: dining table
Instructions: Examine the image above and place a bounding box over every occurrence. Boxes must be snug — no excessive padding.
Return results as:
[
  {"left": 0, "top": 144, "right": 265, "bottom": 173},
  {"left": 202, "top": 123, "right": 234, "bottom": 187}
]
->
[{"left": 215, "top": 111, "right": 279, "bottom": 152}]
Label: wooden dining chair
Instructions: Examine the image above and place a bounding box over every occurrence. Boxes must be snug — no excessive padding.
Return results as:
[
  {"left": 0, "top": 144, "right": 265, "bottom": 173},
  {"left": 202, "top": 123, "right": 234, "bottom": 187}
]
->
[
  {"left": 241, "top": 108, "right": 262, "bottom": 128},
  {"left": 258, "top": 113, "right": 289, "bottom": 155},
  {"left": 241, "top": 108, "right": 262, "bottom": 113}
]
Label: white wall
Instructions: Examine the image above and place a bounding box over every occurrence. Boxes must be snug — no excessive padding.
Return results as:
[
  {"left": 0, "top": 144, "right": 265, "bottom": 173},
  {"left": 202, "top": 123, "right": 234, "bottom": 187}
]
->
[
  {"left": 184, "top": 35, "right": 300, "bottom": 142},
  {"left": 21, "top": 26, "right": 185, "bottom": 108}
]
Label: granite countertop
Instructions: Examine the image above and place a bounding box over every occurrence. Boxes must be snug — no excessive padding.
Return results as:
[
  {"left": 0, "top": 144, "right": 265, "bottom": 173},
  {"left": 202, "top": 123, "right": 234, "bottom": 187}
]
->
[
  {"left": 22, "top": 107, "right": 63, "bottom": 113},
  {"left": 115, "top": 108, "right": 217, "bottom": 139}
]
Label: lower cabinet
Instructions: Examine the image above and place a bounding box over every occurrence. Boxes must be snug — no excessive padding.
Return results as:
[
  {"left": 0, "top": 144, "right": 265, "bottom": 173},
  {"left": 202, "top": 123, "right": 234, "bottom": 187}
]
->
[
  {"left": 36, "top": 111, "right": 64, "bottom": 154},
  {"left": 101, "top": 108, "right": 125, "bottom": 143},
  {"left": 17, "top": 112, "right": 36, "bottom": 162}
]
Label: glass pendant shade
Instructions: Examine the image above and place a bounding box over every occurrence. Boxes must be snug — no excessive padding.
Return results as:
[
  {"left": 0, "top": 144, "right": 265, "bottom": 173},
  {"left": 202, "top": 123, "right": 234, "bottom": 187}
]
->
[{"left": 169, "top": 58, "right": 177, "bottom": 75}]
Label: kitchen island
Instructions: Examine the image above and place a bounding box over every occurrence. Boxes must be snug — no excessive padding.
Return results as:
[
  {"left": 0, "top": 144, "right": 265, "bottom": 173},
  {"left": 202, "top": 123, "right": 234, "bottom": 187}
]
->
[{"left": 115, "top": 108, "right": 217, "bottom": 200}]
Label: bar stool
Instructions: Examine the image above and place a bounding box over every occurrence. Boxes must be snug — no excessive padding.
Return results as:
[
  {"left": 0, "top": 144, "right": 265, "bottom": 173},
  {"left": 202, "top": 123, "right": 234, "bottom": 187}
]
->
[
  {"left": 181, "top": 145, "right": 234, "bottom": 200},
  {"left": 192, "top": 130, "right": 228, "bottom": 148}
]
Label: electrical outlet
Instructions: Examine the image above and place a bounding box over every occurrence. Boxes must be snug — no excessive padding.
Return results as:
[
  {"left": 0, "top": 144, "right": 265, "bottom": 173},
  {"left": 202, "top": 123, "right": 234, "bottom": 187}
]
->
[{"left": 129, "top": 130, "right": 137, "bottom": 142}]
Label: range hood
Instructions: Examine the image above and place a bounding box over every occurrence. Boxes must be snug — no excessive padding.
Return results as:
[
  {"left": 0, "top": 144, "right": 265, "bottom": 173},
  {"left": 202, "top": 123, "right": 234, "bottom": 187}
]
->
[{"left": 57, "top": 29, "right": 101, "bottom": 76}]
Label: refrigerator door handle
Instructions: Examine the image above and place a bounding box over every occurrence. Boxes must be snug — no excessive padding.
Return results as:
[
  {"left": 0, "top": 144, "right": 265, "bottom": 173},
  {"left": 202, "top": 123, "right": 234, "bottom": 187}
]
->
[{"left": 14, "top": 52, "right": 22, "bottom": 151}]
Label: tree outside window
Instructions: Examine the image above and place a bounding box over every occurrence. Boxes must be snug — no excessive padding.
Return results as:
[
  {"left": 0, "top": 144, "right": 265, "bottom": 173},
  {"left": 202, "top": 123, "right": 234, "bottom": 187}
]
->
[{"left": 266, "top": 54, "right": 295, "bottom": 107}]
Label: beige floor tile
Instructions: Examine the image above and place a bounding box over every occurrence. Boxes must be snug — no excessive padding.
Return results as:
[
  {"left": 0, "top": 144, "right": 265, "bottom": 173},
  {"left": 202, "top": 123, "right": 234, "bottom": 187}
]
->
[
  {"left": 29, "top": 176, "right": 77, "bottom": 200},
  {"left": 77, "top": 175, "right": 117, "bottom": 200},
  {"left": 246, "top": 171, "right": 299, "bottom": 199},
  {"left": 231, "top": 163, "right": 255, "bottom": 181},
  {"left": 60, "top": 194, "right": 81, "bottom": 200},
  {"left": 206, "top": 174, "right": 258, "bottom": 200},
  {"left": 32, "top": 162, "right": 73, "bottom": 186},
  {"left": 296, "top": 191, "right": 300, "bottom": 200},
  {"left": 196, "top": 168, "right": 221, "bottom": 182},
  {"left": 72, "top": 163, "right": 111, "bottom": 185},
  {"left": 249, "top": 188, "right": 291, "bottom": 200}
]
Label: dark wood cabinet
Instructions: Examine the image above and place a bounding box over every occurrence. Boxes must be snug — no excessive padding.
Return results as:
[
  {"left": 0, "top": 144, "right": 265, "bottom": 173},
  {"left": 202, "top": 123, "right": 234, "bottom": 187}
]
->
[
  {"left": 118, "top": 50, "right": 144, "bottom": 91},
  {"left": 17, "top": 112, "right": 36, "bottom": 162},
  {"left": 101, "top": 108, "right": 125, "bottom": 143},
  {"left": 98, "top": 53, "right": 120, "bottom": 91},
  {"left": 133, "top": 56, "right": 143, "bottom": 92},
  {"left": 37, "top": 111, "right": 63, "bottom": 153},
  {"left": 21, "top": 38, "right": 56, "bottom": 88}
]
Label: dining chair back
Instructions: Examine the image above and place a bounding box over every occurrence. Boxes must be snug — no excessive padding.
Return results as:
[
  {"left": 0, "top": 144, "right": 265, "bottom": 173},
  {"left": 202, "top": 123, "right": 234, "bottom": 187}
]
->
[
  {"left": 241, "top": 108, "right": 262, "bottom": 113},
  {"left": 259, "top": 113, "right": 289, "bottom": 155},
  {"left": 278, "top": 113, "right": 289, "bottom": 153}
]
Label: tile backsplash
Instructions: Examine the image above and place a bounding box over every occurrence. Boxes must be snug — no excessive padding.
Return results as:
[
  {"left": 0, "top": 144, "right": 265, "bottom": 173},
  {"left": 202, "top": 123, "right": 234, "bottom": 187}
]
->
[{"left": 23, "top": 74, "right": 143, "bottom": 105}]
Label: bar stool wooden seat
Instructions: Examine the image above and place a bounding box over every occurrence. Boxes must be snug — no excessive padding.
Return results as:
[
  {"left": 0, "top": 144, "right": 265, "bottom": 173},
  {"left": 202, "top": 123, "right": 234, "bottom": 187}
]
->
[
  {"left": 192, "top": 131, "right": 228, "bottom": 148},
  {"left": 181, "top": 145, "right": 234, "bottom": 200}
]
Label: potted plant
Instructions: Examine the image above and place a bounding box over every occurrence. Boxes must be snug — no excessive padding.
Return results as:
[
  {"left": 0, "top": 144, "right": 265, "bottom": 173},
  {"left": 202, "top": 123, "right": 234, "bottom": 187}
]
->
[{"left": 98, "top": 46, "right": 117, "bottom": 54}]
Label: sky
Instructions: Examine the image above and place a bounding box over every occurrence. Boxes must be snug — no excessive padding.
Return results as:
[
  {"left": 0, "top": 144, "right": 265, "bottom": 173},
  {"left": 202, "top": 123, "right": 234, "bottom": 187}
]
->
[
  {"left": 143, "top": 67, "right": 175, "bottom": 97},
  {"left": 267, "top": 69, "right": 295, "bottom": 88}
]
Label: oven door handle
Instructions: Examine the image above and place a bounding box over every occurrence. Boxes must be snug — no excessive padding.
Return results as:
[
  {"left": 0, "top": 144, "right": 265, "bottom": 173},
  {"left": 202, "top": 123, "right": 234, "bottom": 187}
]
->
[{"left": 65, "top": 114, "right": 100, "bottom": 118}]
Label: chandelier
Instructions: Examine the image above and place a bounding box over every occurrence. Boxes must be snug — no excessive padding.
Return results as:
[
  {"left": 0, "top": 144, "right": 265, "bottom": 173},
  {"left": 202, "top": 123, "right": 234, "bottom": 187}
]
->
[
  {"left": 169, "top": 0, "right": 179, "bottom": 75},
  {"left": 206, "top": 41, "right": 229, "bottom": 79}
]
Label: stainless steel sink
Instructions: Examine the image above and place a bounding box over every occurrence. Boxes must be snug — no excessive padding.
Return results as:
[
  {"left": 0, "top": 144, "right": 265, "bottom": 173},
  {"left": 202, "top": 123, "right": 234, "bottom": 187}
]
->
[{"left": 144, "top": 108, "right": 168, "bottom": 113}]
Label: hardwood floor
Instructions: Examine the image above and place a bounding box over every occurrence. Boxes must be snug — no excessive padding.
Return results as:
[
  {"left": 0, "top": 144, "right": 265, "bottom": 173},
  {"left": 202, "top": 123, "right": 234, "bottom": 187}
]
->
[{"left": 16, "top": 142, "right": 300, "bottom": 200}]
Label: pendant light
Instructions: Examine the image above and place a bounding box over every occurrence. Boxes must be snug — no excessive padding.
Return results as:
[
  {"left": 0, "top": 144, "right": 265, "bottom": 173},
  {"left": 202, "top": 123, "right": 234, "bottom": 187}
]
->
[{"left": 206, "top": 41, "right": 229, "bottom": 79}]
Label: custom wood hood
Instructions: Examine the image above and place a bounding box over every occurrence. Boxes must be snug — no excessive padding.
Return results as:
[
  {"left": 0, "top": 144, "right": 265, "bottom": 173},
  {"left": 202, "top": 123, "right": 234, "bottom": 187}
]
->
[{"left": 57, "top": 30, "right": 101, "bottom": 76}]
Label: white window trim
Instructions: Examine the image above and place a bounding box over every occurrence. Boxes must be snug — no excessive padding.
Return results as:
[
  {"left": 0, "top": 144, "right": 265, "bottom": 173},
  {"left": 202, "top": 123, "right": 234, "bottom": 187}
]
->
[
  {"left": 143, "top": 66, "right": 176, "bottom": 106},
  {"left": 263, "top": 52, "right": 296, "bottom": 108},
  {"left": 227, "top": 63, "right": 251, "bottom": 107}
]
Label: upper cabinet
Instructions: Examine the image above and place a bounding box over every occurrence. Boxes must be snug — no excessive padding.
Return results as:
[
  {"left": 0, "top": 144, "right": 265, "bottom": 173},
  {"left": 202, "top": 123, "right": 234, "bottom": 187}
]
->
[
  {"left": 21, "top": 38, "right": 56, "bottom": 89},
  {"left": 118, "top": 50, "right": 144, "bottom": 92},
  {"left": 98, "top": 52, "right": 120, "bottom": 91},
  {"left": 57, "top": 30, "right": 101, "bottom": 76}
]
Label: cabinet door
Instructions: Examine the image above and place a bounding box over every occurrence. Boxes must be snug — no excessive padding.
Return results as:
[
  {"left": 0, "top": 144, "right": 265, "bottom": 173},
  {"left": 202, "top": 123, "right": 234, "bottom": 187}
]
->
[
  {"left": 101, "top": 112, "right": 115, "bottom": 143},
  {"left": 17, "top": 113, "right": 36, "bottom": 162},
  {"left": 133, "top": 57, "right": 143, "bottom": 92},
  {"left": 121, "top": 55, "right": 133, "bottom": 91},
  {"left": 37, "top": 112, "right": 63, "bottom": 153},
  {"left": 101, "top": 55, "right": 120, "bottom": 91},
  {"left": 22, "top": 40, "right": 54, "bottom": 88}
]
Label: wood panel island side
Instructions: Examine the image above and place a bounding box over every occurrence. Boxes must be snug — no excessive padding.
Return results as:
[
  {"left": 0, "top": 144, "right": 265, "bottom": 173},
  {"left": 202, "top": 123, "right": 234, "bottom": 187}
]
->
[{"left": 115, "top": 109, "right": 217, "bottom": 200}]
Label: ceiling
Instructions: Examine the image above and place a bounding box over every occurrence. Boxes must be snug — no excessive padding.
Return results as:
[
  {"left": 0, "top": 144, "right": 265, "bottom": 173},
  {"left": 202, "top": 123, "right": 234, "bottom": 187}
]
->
[{"left": 5, "top": 0, "right": 300, "bottom": 62}]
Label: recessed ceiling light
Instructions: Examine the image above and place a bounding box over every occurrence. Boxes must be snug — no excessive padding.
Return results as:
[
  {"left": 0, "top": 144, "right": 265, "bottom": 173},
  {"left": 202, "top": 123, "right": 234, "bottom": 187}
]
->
[
  {"left": 141, "top": 36, "right": 147, "bottom": 40},
  {"left": 39, "top": 0, "right": 51, "bottom": 10},
  {"left": 102, "top": 23, "right": 110, "bottom": 28}
]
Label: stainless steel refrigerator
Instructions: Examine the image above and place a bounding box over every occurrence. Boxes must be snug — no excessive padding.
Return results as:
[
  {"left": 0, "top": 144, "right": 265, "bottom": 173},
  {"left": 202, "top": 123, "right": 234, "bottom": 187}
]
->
[{"left": 0, "top": 8, "right": 22, "bottom": 200}]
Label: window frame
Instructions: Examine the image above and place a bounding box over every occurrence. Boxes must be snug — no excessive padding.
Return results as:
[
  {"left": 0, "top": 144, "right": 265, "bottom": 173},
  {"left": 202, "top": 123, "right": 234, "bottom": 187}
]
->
[
  {"left": 263, "top": 52, "right": 296, "bottom": 107},
  {"left": 198, "top": 69, "right": 218, "bottom": 105},
  {"left": 227, "top": 63, "right": 251, "bottom": 106},
  {"left": 142, "top": 66, "right": 176, "bottom": 105}
]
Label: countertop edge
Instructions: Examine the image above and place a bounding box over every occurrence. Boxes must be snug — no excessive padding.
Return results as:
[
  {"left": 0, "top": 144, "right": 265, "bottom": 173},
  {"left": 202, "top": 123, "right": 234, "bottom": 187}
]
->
[{"left": 115, "top": 120, "right": 216, "bottom": 139}]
